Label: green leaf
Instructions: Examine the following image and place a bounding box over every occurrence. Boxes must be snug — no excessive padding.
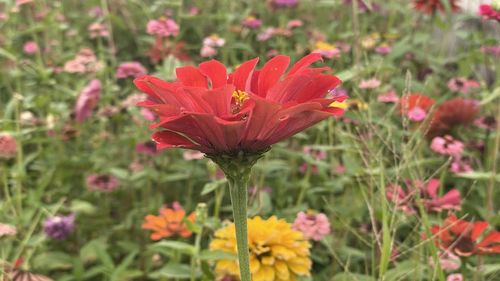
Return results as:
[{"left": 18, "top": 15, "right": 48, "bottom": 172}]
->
[
  {"left": 150, "top": 241, "right": 196, "bottom": 255},
  {"left": 149, "top": 263, "right": 193, "bottom": 279},
  {"left": 454, "top": 171, "right": 500, "bottom": 182},
  {"left": 33, "top": 252, "right": 73, "bottom": 270},
  {"left": 198, "top": 250, "right": 237, "bottom": 261},
  {"left": 70, "top": 199, "right": 97, "bottom": 215},
  {"left": 80, "top": 239, "right": 108, "bottom": 264}
]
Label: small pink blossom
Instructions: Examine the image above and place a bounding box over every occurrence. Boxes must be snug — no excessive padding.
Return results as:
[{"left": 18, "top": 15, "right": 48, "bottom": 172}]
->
[
  {"left": 292, "top": 211, "right": 331, "bottom": 241},
  {"left": 121, "top": 93, "right": 146, "bottom": 108},
  {"left": 0, "top": 133, "right": 17, "bottom": 159},
  {"left": 358, "top": 78, "right": 381, "bottom": 89},
  {"left": 287, "top": 19, "right": 303, "bottom": 29},
  {"left": 146, "top": 18, "right": 179, "bottom": 37},
  {"left": 86, "top": 174, "right": 120, "bottom": 192},
  {"left": 257, "top": 28, "right": 275, "bottom": 41},
  {"left": 447, "top": 274, "right": 462, "bottom": 281},
  {"left": 116, "top": 62, "right": 147, "bottom": 78},
  {"left": 450, "top": 158, "right": 473, "bottom": 174},
  {"left": 241, "top": 16, "right": 262, "bottom": 29},
  {"left": 200, "top": 35, "right": 225, "bottom": 57},
  {"left": 0, "top": 223, "right": 17, "bottom": 237},
  {"left": 408, "top": 106, "right": 427, "bottom": 122},
  {"left": 429, "top": 251, "right": 461, "bottom": 271},
  {"left": 200, "top": 45, "right": 217, "bottom": 57},
  {"left": 141, "top": 108, "right": 156, "bottom": 121},
  {"left": 88, "top": 22, "right": 109, "bottom": 38},
  {"left": 74, "top": 79, "right": 101, "bottom": 122},
  {"left": 430, "top": 135, "right": 464, "bottom": 158},
  {"left": 64, "top": 48, "right": 103, "bottom": 74},
  {"left": 375, "top": 44, "right": 392, "bottom": 55},
  {"left": 23, "top": 41, "right": 38, "bottom": 55},
  {"left": 377, "top": 90, "right": 399, "bottom": 103},
  {"left": 474, "top": 116, "right": 496, "bottom": 130},
  {"left": 447, "top": 77, "right": 480, "bottom": 94},
  {"left": 480, "top": 45, "right": 500, "bottom": 56}
]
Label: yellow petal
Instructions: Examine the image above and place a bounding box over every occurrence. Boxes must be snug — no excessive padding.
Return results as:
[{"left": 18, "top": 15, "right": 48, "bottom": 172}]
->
[
  {"left": 274, "top": 260, "right": 290, "bottom": 280},
  {"left": 253, "top": 265, "right": 275, "bottom": 281},
  {"left": 288, "top": 257, "right": 311, "bottom": 275}
]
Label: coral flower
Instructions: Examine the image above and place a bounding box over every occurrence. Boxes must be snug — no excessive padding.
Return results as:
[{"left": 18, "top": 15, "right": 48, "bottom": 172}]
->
[
  {"left": 142, "top": 205, "right": 195, "bottom": 240},
  {"left": 413, "top": 0, "right": 460, "bottom": 14},
  {"left": 398, "top": 93, "right": 434, "bottom": 121},
  {"left": 134, "top": 53, "right": 345, "bottom": 155},
  {"left": 210, "top": 216, "right": 311, "bottom": 281},
  {"left": 479, "top": 4, "right": 500, "bottom": 22},
  {"left": 429, "top": 213, "right": 500, "bottom": 256}
]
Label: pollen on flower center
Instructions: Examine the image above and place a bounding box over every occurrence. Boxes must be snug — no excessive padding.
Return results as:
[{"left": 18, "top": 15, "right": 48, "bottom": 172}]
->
[{"left": 231, "top": 90, "right": 249, "bottom": 113}]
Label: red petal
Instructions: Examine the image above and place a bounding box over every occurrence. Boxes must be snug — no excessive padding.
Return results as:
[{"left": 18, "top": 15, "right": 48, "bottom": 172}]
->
[
  {"left": 286, "top": 53, "right": 323, "bottom": 77},
  {"left": 257, "top": 55, "right": 290, "bottom": 97},
  {"left": 201, "top": 85, "right": 234, "bottom": 117},
  {"left": 232, "top": 57, "right": 259, "bottom": 92},
  {"left": 471, "top": 221, "right": 489, "bottom": 241},
  {"left": 477, "top": 231, "right": 500, "bottom": 251},
  {"left": 152, "top": 131, "right": 200, "bottom": 150},
  {"left": 176, "top": 66, "right": 208, "bottom": 88},
  {"left": 134, "top": 76, "right": 179, "bottom": 102},
  {"left": 425, "top": 179, "right": 441, "bottom": 199},
  {"left": 199, "top": 60, "right": 227, "bottom": 89}
]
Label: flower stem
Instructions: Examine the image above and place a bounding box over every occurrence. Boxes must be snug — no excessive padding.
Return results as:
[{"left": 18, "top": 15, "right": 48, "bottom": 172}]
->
[{"left": 228, "top": 174, "right": 252, "bottom": 281}]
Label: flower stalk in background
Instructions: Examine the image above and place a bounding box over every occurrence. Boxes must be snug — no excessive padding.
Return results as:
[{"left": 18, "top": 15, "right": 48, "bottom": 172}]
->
[{"left": 134, "top": 53, "right": 345, "bottom": 281}]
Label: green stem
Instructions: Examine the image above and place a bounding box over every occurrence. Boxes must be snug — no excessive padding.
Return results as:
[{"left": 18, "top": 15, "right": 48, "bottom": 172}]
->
[{"left": 228, "top": 175, "right": 252, "bottom": 281}]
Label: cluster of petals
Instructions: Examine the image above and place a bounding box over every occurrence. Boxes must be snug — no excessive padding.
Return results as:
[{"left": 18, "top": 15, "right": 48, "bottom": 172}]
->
[
  {"left": 292, "top": 211, "right": 331, "bottom": 241},
  {"left": 430, "top": 135, "right": 464, "bottom": 158},
  {"left": 146, "top": 17, "right": 179, "bottom": 37},
  {"left": 116, "top": 61, "right": 147, "bottom": 78},
  {"left": 398, "top": 93, "right": 434, "bottom": 122},
  {"left": 134, "top": 53, "right": 346, "bottom": 155},
  {"left": 142, "top": 203, "right": 195, "bottom": 240},
  {"left": 64, "top": 48, "right": 103, "bottom": 74}
]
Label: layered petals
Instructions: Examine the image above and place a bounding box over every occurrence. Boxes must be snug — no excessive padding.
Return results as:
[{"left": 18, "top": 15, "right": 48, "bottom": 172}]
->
[{"left": 134, "top": 54, "right": 345, "bottom": 154}]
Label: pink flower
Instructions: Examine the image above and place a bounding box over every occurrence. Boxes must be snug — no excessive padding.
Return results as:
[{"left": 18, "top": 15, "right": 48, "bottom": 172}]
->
[
  {"left": 121, "top": 93, "right": 146, "bottom": 108},
  {"left": 241, "top": 16, "right": 262, "bottom": 29},
  {"left": 447, "top": 274, "right": 463, "bottom": 281},
  {"left": 86, "top": 174, "right": 120, "bottom": 192},
  {"left": 16, "top": 0, "right": 33, "bottom": 6},
  {"left": 64, "top": 48, "right": 103, "bottom": 74},
  {"left": 312, "top": 41, "right": 341, "bottom": 59},
  {"left": 386, "top": 179, "right": 461, "bottom": 214},
  {"left": 430, "top": 135, "right": 464, "bottom": 158},
  {"left": 474, "top": 116, "right": 497, "bottom": 130},
  {"left": 0, "top": 133, "right": 17, "bottom": 159},
  {"left": 358, "top": 78, "right": 381, "bottom": 89},
  {"left": 0, "top": 223, "right": 17, "bottom": 237},
  {"left": 450, "top": 158, "right": 473, "bottom": 174},
  {"left": 146, "top": 18, "right": 179, "bottom": 37},
  {"left": 23, "top": 41, "right": 38, "bottom": 55},
  {"left": 377, "top": 90, "right": 399, "bottom": 103},
  {"left": 257, "top": 28, "right": 275, "bottom": 41},
  {"left": 287, "top": 19, "right": 303, "bottom": 29},
  {"left": 375, "top": 44, "right": 392, "bottom": 55},
  {"left": 74, "top": 79, "right": 101, "bottom": 122},
  {"left": 200, "top": 45, "right": 217, "bottom": 57},
  {"left": 136, "top": 141, "right": 158, "bottom": 156},
  {"left": 116, "top": 62, "right": 147, "bottom": 78},
  {"left": 88, "top": 22, "right": 109, "bottom": 38},
  {"left": 480, "top": 45, "right": 500, "bottom": 56},
  {"left": 479, "top": 4, "right": 500, "bottom": 22},
  {"left": 140, "top": 108, "right": 156, "bottom": 121},
  {"left": 292, "top": 211, "right": 331, "bottom": 241},
  {"left": 447, "top": 77, "right": 480, "bottom": 94},
  {"left": 429, "top": 251, "right": 461, "bottom": 271},
  {"left": 408, "top": 106, "right": 427, "bottom": 122}
]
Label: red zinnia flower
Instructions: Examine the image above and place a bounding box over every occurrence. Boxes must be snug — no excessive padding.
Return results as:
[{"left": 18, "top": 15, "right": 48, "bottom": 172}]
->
[
  {"left": 479, "top": 4, "right": 500, "bottom": 22},
  {"left": 429, "top": 213, "right": 500, "bottom": 256},
  {"left": 426, "top": 98, "right": 479, "bottom": 139},
  {"left": 134, "top": 54, "right": 345, "bottom": 155},
  {"left": 398, "top": 93, "right": 434, "bottom": 120},
  {"left": 413, "top": 0, "right": 460, "bottom": 14}
]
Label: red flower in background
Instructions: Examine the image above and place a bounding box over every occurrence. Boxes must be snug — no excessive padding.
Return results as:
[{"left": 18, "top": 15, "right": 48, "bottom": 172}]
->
[
  {"left": 430, "top": 214, "right": 500, "bottom": 256},
  {"left": 426, "top": 98, "right": 479, "bottom": 139},
  {"left": 479, "top": 4, "right": 500, "bottom": 22},
  {"left": 413, "top": 0, "right": 460, "bottom": 14},
  {"left": 398, "top": 93, "right": 434, "bottom": 121},
  {"left": 134, "top": 54, "right": 346, "bottom": 155}
]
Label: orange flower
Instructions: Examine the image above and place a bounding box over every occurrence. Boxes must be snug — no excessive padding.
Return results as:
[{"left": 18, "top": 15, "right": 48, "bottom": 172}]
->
[{"left": 142, "top": 206, "right": 196, "bottom": 240}]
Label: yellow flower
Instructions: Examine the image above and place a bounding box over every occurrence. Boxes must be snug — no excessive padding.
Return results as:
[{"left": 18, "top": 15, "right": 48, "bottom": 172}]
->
[
  {"left": 210, "top": 216, "right": 311, "bottom": 281},
  {"left": 314, "top": 41, "right": 336, "bottom": 51},
  {"left": 347, "top": 99, "right": 368, "bottom": 110}
]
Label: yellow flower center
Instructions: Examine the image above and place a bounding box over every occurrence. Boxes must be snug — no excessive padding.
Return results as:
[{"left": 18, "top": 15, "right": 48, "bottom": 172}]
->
[
  {"left": 315, "top": 41, "right": 336, "bottom": 51},
  {"left": 329, "top": 101, "right": 348, "bottom": 109}
]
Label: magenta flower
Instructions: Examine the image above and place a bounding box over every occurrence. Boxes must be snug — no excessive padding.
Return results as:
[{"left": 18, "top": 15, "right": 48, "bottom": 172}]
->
[
  {"left": 480, "top": 45, "right": 500, "bottom": 56},
  {"left": 272, "top": 0, "right": 299, "bottom": 8},
  {"left": 116, "top": 62, "right": 147, "bottom": 78},
  {"left": 74, "top": 79, "right": 101, "bottom": 122},
  {"left": 430, "top": 135, "right": 464, "bottom": 158},
  {"left": 43, "top": 214, "right": 75, "bottom": 240},
  {"left": 479, "top": 4, "right": 500, "bottom": 22},
  {"left": 386, "top": 179, "right": 461, "bottom": 214},
  {"left": 23, "top": 41, "right": 38, "bottom": 55},
  {"left": 292, "top": 211, "right": 331, "bottom": 241},
  {"left": 241, "top": 16, "right": 262, "bottom": 29},
  {"left": 135, "top": 141, "right": 158, "bottom": 156},
  {"left": 375, "top": 44, "right": 392, "bottom": 55},
  {"left": 0, "top": 133, "right": 17, "bottom": 159},
  {"left": 358, "top": 78, "right": 381, "bottom": 89},
  {"left": 146, "top": 18, "right": 179, "bottom": 37},
  {"left": 377, "top": 90, "right": 399, "bottom": 103},
  {"left": 86, "top": 174, "right": 120, "bottom": 192}
]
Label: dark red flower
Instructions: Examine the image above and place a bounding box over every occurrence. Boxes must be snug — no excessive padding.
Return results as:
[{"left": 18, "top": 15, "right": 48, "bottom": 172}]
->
[
  {"left": 413, "top": 0, "right": 460, "bottom": 14},
  {"left": 479, "top": 4, "right": 500, "bottom": 22},
  {"left": 134, "top": 54, "right": 345, "bottom": 155},
  {"left": 430, "top": 213, "right": 500, "bottom": 256},
  {"left": 426, "top": 98, "right": 479, "bottom": 139}
]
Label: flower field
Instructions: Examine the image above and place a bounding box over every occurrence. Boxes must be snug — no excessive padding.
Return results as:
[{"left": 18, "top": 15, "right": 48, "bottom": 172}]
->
[{"left": 1, "top": 0, "right": 499, "bottom": 280}]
